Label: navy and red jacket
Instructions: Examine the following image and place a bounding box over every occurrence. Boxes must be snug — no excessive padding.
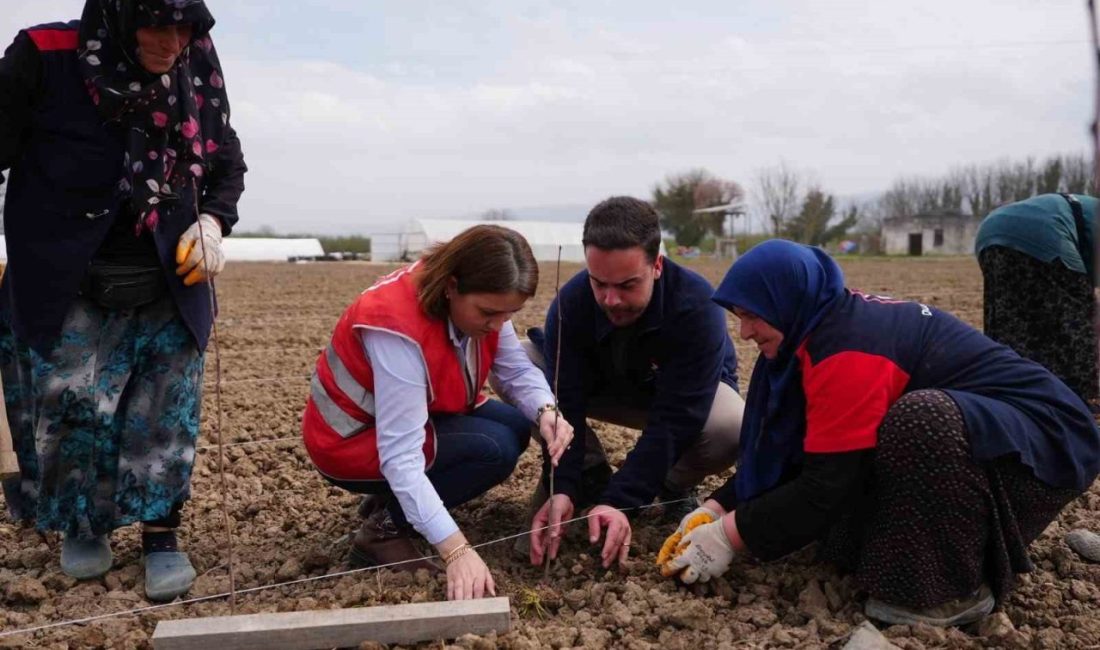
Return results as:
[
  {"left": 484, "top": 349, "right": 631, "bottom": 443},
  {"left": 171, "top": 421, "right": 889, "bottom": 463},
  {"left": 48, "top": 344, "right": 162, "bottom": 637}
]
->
[
  {"left": 0, "top": 23, "right": 246, "bottom": 353},
  {"left": 718, "top": 289, "right": 1100, "bottom": 560},
  {"left": 544, "top": 257, "right": 739, "bottom": 509}
]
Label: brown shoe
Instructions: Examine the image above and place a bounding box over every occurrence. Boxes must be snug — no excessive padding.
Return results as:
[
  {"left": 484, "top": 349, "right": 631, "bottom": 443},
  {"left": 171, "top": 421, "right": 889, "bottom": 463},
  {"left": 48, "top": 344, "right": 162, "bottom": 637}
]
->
[
  {"left": 357, "top": 494, "right": 387, "bottom": 519},
  {"left": 350, "top": 507, "right": 442, "bottom": 574}
]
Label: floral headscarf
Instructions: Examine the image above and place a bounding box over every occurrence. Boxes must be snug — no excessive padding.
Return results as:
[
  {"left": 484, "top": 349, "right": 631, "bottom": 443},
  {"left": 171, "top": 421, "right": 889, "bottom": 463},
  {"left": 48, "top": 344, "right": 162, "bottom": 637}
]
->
[{"left": 77, "top": 0, "right": 229, "bottom": 234}]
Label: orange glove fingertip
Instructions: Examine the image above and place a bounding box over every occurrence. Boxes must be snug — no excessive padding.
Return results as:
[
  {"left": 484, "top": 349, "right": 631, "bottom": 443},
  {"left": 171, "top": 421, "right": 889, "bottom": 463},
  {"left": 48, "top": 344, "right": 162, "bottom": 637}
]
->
[
  {"left": 175, "top": 240, "right": 195, "bottom": 265},
  {"left": 656, "top": 531, "right": 682, "bottom": 565},
  {"left": 659, "top": 562, "right": 684, "bottom": 578},
  {"left": 183, "top": 268, "right": 203, "bottom": 286}
]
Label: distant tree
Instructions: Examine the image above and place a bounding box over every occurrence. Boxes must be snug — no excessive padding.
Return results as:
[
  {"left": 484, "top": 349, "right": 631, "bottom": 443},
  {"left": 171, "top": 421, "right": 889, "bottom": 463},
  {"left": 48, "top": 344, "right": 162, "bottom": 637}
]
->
[
  {"left": 958, "top": 164, "right": 994, "bottom": 217},
  {"left": 754, "top": 161, "right": 802, "bottom": 236},
  {"left": 783, "top": 188, "right": 857, "bottom": 246},
  {"left": 874, "top": 153, "right": 1097, "bottom": 222},
  {"left": 480, "top": 208, "right": 514, "bottom": 221},
  {"left": 940, "top": 173, "right": 965, "bottom": 213},
  {"left": 692, "top": 175, "right": 745, "bottom": 237},
  {"left": 995, "top": 158, "right": 1036, "bottom": 203},
  {"left": 1036, "top": 157, "right": 1063, "bottom": 194},
  {"left": 652, "top": 169, "right": 743, "bottom": 246},
  {"left": 1062, "top": 154, "right": 1093, "bottom": 194},
  {"left": 854, "top": 198, "right": 886, "bottom": 234}
]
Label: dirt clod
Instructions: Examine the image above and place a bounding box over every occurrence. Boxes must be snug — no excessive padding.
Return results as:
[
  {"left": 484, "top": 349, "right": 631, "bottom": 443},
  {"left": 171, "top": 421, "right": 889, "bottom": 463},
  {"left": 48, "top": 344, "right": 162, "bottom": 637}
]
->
[
  {"left": 5, "top": 576, "right": 47, "bottom": 604},
  {"left": 843, "top": 621, "right": 901, "bottom": 649}
]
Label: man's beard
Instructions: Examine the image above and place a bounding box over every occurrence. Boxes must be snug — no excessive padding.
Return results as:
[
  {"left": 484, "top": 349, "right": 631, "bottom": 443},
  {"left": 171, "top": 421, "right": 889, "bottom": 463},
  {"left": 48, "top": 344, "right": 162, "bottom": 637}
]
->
[{"left": 602, "top": 305, "right": 642, "bottom": 326}]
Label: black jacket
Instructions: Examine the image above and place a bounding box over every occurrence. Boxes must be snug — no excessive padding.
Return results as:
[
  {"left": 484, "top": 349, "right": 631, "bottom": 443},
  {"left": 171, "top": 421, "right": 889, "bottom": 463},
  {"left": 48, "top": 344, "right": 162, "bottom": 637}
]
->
[
  {"left": 544, "top": 257, "right": 738, "bottom": 509},
  {"left": 0, "top": 23, "right": 246, "bottom": 353}
]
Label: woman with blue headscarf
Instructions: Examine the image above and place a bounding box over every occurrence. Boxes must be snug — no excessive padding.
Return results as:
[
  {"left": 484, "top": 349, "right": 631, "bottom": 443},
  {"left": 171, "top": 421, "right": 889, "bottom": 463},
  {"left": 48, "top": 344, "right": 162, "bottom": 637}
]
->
[{"left": 658, "top": 240, "right": 1099, "bottom": 627}]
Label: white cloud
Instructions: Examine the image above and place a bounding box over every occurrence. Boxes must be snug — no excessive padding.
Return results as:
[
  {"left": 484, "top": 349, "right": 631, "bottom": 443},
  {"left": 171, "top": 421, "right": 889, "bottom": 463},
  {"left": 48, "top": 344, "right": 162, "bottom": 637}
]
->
[{"left": 0, "top": 1, "right": 1093, "bottom": 234}]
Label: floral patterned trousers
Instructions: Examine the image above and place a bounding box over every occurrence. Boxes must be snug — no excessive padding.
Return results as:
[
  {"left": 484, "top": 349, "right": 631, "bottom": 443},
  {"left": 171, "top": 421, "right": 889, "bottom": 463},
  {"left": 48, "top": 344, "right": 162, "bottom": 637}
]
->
[{"left": 0, "top": 296, "right": 202, "bottom": 538}]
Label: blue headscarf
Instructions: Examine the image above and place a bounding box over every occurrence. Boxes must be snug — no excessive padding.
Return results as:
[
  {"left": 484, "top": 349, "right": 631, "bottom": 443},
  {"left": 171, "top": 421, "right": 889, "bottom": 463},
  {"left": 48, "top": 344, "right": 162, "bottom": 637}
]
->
[{"left": 712, "top": 240, "right": 846, "bottom": 501}]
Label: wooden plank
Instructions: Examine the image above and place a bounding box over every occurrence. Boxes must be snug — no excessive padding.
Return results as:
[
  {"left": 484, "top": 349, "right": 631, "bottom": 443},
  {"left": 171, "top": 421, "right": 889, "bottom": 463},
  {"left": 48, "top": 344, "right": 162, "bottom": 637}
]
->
[
  {"left": 152, "top": 596, "right": 511, "bottom": 650},
  {"left": 0, "top": 372, "right": 20, "bottom": 481}
]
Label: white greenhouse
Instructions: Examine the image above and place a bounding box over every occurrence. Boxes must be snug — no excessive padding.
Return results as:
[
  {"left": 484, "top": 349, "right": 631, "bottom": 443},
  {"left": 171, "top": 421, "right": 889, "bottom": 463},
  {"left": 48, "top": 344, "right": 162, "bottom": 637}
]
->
[
  {"left": 0, "top": 237, "right": 323, "bottom": 263},
  {"left": 372, "top": 219, "right": 586, "bottom": 263},
  {"left": 222, "top": 237, "right": 324, "bottom": 261}
]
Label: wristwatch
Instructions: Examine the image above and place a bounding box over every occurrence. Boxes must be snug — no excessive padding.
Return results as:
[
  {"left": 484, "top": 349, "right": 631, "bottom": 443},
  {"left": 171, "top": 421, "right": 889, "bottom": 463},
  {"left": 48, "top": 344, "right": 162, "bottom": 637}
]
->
[{"left": 535, "top": 403, "right": 559, "bottom": 424}]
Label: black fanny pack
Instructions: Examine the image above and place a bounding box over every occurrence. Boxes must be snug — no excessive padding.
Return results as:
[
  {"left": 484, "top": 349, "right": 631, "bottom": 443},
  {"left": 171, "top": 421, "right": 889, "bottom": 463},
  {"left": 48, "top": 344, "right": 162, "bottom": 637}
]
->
[{"left": 79, "top": 262, "right": 168, "bottom": 310}]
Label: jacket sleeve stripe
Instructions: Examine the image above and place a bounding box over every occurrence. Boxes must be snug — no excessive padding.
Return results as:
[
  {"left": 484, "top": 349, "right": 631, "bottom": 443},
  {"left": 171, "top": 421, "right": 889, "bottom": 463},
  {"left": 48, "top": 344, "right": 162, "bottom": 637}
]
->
[
  {"left": 26, "top": 29, "right": 78, "bottom": 52},
  {"left": 800, "top": 349, "right": 910, "bottom": 453}
]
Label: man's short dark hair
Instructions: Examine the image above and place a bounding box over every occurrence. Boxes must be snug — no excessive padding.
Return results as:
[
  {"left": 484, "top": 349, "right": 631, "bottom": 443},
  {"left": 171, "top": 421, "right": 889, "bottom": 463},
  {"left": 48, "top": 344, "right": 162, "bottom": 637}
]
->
[{"left": 582, "top": 196, "right": 662, "bottom": 262}]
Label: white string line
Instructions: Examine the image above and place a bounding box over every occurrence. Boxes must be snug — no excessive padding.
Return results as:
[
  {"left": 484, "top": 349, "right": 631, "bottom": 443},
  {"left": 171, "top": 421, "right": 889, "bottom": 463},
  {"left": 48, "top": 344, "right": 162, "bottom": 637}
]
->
[
  {"left": 196, "top": 436, "right": 300, "bottom": 451},
  {"left": 201, "top": 375, "right": 308, "bottom": 387},
  {"left": 0, "top": 498, "right": 695, "bottom": 640},
  {"left": 208, "top": 346, "right": 322, "bottom": 355},
  {"left": 215, "top": 315, "right": 338, "bottom": 326},
  {"left": 220, "top": 300, "right": 350, "bottom": 311}
]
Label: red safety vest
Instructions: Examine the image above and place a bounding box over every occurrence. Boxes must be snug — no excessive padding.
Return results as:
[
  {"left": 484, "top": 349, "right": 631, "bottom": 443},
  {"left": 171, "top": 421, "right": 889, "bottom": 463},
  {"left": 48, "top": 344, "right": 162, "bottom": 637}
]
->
[{"left": 302, "top": 262, "right": 500, "bottom": 480}]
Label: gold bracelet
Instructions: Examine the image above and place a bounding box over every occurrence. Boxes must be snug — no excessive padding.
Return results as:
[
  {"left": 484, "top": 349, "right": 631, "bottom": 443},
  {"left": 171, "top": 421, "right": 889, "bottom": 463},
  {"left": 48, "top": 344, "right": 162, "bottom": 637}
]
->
[{"left": 442, "top": 543, "right": 472, "bottom": 566}]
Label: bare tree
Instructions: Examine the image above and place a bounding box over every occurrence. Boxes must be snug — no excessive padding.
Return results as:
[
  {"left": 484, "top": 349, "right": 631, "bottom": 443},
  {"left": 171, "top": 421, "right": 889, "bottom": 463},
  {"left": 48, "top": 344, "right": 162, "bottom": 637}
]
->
[
  {"left": 959, "top": 164, "right": 994, "bottom": 217},
  {"left": 994, "top": 158, "right": 1036, "bottom": 204},
  {"left": 1062, "top": 154, "right": 1093, "bottom": 194},
  {"left": 753, "top": 161, "right": 802, "bottom": 236},
  {"left": 876, "top": 153, "right": 1091, "bottom": 223},
  {"left": 1036, "top": 157, "right": 1063, "bottom": 194}
]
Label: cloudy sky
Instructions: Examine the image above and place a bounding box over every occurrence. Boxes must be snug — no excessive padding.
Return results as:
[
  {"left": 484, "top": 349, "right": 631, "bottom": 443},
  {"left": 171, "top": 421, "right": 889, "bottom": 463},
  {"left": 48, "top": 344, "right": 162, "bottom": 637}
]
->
[{"left": 1, "top": 1, "right": 1094, "bottom": 234}]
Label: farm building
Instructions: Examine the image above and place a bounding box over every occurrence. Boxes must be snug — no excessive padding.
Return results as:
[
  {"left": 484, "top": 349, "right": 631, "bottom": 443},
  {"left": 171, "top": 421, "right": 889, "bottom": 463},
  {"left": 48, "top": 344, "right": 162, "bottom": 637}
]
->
[
  {"left": 373, "top": 219, "right": 586, "bottom": 263},
  {"left": 881, "top": 211, "right": 980, "bottom": 256},
  {"left": 222, "top": 237, "right": 325, "bottom": 261}
]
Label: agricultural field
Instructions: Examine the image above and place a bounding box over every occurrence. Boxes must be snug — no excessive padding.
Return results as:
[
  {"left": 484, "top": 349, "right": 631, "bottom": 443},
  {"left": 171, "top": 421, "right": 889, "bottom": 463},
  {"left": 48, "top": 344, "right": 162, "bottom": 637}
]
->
[{"left": 1, "top": 256, "right": 1099, "bottom": 649}]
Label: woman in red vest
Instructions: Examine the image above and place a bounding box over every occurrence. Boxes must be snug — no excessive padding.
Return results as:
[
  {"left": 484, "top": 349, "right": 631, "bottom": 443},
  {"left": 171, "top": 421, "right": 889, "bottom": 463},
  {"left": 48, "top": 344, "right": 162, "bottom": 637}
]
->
[{"left": 303, "top": 225, "right": 573, "bottom": 601}]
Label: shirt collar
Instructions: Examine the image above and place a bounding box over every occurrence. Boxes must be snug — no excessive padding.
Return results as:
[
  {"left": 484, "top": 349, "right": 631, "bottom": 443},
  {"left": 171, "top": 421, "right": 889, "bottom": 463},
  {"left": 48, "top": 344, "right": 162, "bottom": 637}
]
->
[{"left": 447, "top": 319, "right": 467, "bottom": 348}]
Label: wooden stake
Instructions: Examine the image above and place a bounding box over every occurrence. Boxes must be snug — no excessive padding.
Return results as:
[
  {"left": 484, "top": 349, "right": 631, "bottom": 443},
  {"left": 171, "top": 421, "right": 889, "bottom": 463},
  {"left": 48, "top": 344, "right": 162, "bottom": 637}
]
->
[
  {"left": 0, "top": 372, "right": 20, "bottom": 481},
  {"left": 544, "top": 246, "right": 564, "bottom": 578},
  {"left": 151, "top": 597, "right": 511, "bottom": 650}
]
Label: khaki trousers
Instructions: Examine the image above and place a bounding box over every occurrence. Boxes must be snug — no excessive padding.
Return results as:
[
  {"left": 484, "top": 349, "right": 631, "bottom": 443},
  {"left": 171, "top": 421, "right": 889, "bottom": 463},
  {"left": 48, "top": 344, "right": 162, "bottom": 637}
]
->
[{"left": 497, "top": 339, "right": 744, "bottom": 492}]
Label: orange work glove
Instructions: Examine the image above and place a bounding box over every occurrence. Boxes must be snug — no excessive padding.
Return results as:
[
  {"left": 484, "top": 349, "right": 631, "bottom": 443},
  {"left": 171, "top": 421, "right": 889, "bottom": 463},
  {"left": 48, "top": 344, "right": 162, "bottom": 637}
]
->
[
  {"left": 661, "top": 518, "right": 736, "bottom": 583},
  {"left": 175, "top": 213, "right": 225, "bottom": 286},
  {"left": 656, "top": 506, "right": 718, "bottom": 569}
]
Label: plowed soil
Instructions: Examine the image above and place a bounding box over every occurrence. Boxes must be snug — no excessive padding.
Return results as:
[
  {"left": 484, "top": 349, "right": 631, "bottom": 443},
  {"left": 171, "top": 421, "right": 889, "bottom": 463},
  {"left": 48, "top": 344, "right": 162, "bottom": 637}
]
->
[{"left": 2, "top": 256, "right": 1098, "bottom": 649}]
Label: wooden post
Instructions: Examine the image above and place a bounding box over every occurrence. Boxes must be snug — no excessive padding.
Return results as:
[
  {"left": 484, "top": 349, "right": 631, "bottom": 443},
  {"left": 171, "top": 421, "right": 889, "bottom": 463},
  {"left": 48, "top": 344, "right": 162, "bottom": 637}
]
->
[
  {"left": 0, "top": 373, "right": 18, "bottom": 481},
  {"left": 151, "top": 597, "right": 511, "bottom": 650}
]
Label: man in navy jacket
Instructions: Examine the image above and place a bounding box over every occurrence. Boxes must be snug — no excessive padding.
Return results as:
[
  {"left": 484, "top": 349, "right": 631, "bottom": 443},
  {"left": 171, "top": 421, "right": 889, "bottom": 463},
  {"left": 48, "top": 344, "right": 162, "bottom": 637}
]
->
[{"left": 524, "top": 196, "right": 743, "bottom": 569}]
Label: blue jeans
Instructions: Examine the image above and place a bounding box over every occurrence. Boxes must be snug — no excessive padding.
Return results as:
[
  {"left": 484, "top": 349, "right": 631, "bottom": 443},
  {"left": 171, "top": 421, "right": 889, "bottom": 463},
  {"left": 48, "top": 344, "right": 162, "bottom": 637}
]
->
[{"left": 332, "top": 399, "right": 531, "bottom": 529}]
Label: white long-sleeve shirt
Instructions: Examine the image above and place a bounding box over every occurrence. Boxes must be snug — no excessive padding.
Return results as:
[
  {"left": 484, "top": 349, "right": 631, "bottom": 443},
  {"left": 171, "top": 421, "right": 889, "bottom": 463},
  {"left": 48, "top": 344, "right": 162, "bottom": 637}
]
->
[{"left": 362, "top": 320, "right": 554, "bottom": 544}]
